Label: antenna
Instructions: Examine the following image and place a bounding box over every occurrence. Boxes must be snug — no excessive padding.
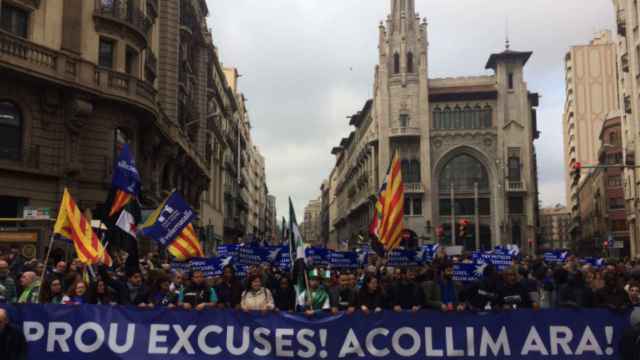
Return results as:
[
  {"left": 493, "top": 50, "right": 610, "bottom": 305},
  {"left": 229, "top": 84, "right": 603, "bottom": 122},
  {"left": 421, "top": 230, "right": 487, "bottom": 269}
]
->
[{"left": 505, "top": 17, "right": 510, "bottom": 50}]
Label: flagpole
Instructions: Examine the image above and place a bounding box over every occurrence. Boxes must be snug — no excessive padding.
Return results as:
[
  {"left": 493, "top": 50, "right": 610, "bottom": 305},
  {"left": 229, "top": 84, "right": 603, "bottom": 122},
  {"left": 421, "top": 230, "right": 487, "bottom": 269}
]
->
[
  {"left": 303, "top": 270, "right": 313, "bottom": 312},
  {"left": 39, "top": 232, "right": 55, "bottom": 286}
]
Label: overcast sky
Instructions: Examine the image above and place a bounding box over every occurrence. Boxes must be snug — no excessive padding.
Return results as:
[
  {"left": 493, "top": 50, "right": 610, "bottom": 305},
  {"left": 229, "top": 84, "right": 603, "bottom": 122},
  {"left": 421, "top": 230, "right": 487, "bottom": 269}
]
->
[{"left": 207, "top": 0, "right": 615, "bottom": 219}]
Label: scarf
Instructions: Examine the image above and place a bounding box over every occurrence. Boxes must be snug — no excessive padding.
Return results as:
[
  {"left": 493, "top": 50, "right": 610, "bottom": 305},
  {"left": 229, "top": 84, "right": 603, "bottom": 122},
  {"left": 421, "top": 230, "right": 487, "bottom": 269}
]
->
[
  {"left": 18, "top": 280, "right": 40, "bottom": 304},
  {"left": 308, "top": 288, "right": 328, "bottom": 309}
]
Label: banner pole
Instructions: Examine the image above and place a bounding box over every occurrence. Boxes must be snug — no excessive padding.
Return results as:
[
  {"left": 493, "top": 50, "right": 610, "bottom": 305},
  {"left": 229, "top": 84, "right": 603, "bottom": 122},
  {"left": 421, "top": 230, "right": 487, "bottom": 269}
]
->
[
  {"left": 303, "top": 270, "right": 313, "bottom": 311},
  {"left": 39, "top": 233, "right": 55, "bottom": 286}
]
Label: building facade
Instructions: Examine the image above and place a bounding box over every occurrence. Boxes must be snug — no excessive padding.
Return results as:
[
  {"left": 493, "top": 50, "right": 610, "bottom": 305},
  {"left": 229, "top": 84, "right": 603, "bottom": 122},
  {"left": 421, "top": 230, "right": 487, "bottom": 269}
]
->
[
  {"left": 562, "top": 31, "right": 619, "bottom": 251},
  {"left": 325, "top": 0, "right": 541, "bottom": 252},
  {"left": 539, "top": 205, "right": 572, "bottom": 251},
  {"left": 265, "top": 194, "right": 276, "bottom": 244},
  {"left": 0, "top": 0, "right": 232, "bottom": 257},
  {"left": 612, "top": 0, "right": 640, "bottom": 257},
  {"left": 576, "top": 114, "right": 628, "bottom": 256},
  {"left": 302, "top": 197, "right": 322, "bottom": 246}
]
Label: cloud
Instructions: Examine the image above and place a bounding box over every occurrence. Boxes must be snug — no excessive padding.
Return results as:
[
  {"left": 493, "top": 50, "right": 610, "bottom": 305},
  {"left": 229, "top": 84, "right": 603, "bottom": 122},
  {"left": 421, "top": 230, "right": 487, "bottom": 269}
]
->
[{"left": 207, "top": 0, "right": 616, "bottom": 216}]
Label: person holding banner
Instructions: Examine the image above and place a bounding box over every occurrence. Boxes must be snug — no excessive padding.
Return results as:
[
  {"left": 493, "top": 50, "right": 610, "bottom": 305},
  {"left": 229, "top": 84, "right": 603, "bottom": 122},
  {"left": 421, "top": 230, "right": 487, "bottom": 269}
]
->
[
  {"left": 498, "top": 267, "right": 532, "bottom": 310},
  {"left": 297, "top": 269, "right": 330, "bottom": 315},
  {"left": 435, "top": 263, "right": 465, "bottom": 312},
  {"left": 149, "top": 274, "right": 178, "bottom": 308},
  {"left": 216, "top": 265, "right": 243, "bottom": 309},
  {"left": 61, "top": 280, "right": 88, "bottom": 305},
  {"left": 357, "top": 275, "right": 385, "bottom": 314},
  {"left": 98, "top": 266, "right": 151, "bottom": 308},
  {"left": 329, "top": 272, "right": 357, "bottom": 315},
  {"left": 388, "top": 268, "right": 423, "bottom": 312},
  {"left": 0, "top": 308, "right": 27, "bottom": 360},
  {"left": 180, "top": 270, "right": 217, "bottom": 311},
  {"left": 273, "top": 276, "right": 296, "bottom": 311},
  {"left": 241, "top": 274, "right": 275, "bottom": 312}
]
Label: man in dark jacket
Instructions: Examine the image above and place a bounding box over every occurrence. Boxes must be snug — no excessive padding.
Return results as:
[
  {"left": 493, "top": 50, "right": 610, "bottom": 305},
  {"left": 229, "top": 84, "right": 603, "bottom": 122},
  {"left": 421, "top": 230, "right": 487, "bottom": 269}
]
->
[
  {"left": 181, "top": 270, "right": 217, "bottom": 311},
  {"left": 216, "top": 265, "right": 243, "bottom": 309},
  {"left": 499, "top": 267, "right": 532, "bottom": 309},
  {"left": 329, "top": 272, "right": 357, "bottom": 314},
  {"left": 461, "top": 264, "right": 502, "bottom": 311},
  {"left": 100, "top": 266, "right": 151, "bottom": 307},
  {"left": 558, "top": 271, "right": 593, "bottom": 308},
  {"left": 388, "top": 268, "right": 423, "bottom": 312},
  {"left": 0, "top": 308, "right": 27, "bottom": 360},
  {"left": 595, "top": 272, "right": 629, "bottom": 310}
]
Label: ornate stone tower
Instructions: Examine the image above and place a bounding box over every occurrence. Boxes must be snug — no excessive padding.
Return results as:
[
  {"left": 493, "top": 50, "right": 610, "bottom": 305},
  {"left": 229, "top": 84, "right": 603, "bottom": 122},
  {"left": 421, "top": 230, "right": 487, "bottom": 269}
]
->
[{"left": 374, "top": 0, "right": 432, "bottom": 238}]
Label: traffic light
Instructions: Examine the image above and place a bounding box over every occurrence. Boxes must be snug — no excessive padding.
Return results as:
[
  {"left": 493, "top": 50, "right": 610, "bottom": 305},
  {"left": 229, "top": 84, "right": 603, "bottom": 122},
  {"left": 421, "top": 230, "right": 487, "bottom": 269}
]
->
[
  {"left": 571, "top": 162, "right": 582, "bottom": 186},
  {"left": 458, "top": 219, "right": 470, "bottom": 238}
]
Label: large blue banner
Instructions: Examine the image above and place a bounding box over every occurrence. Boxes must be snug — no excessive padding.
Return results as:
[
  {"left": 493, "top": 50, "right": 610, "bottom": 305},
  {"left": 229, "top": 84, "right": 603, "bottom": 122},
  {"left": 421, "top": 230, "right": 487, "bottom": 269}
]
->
[{"left": 1, "top": 305, "right": 631, "bottom": 360}]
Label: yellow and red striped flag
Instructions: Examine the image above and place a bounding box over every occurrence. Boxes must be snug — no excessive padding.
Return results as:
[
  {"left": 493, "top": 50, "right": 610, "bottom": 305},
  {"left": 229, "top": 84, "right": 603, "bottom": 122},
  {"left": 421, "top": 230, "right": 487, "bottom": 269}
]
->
[
  {"left": 54, "top": 189, "right": 112, "bottom": 266},
  {"left": 371, "top": 152, "right": 405, "bottom": 251},
  {"left": 140, "top": 191, "right": 204, "bottom": 261},
  {"left": 168, "top": 223, "right": 204, "bottom": 261}
]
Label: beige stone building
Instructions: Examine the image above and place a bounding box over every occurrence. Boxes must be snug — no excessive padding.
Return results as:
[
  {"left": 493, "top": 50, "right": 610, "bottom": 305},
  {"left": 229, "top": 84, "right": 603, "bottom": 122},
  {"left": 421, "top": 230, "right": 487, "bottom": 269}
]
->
[
  {"left": 539, "top": 205, "right": 571, "bottom": 250},
  {"left": 0, "top": 0, "right": 237, "bottom": 257},
  {"left": 325, "top": 0, "right": 541, "bottom": 252},
  {"left": 562, "top": 31, "right": 619, "bottom": 251},
  {"left": 221, "top": 67, "right": 270, "bottom": 243},
  {"left": 612, "top": 0, "right": 640, "bottom": 257},
  {"left": 303, "top": 197, "right": 322, "bottom": 246}
]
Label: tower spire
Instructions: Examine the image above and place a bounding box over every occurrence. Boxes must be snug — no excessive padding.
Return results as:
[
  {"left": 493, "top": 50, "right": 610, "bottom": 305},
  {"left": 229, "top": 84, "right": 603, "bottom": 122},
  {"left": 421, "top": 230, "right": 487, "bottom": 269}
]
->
[
  {"left": 505, "top": 17, "right": 510, "bottom": 50},
  {"left": 390, "top": 0, "right": 416, "bottom": 33}
]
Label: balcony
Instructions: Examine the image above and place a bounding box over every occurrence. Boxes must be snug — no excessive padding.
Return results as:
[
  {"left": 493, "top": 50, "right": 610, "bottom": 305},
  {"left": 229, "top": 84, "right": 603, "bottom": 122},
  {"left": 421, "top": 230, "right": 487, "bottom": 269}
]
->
[
  {"left": 390, "top": 127, "right": 421, "bottom": 137},
  {"left": 145, "top": 50, "right": 157, "bottom": 78},
  {"left": 404, "top": 182, "right": 424, "bottom": 193},
  {"left": 506, "top": 181, "right": 526, "bottom": 192},
  {"left": 617, "top": 9, "right": 626, "bottom": 36},
  {"left": 93, "top": 0, "right": 152, "bottom": 48},
  {"left": 0, "top": 145, "right": 50, "bottom": 176},
  {"left": 0, "top": 30, "right": 157, "bottom": 114}
]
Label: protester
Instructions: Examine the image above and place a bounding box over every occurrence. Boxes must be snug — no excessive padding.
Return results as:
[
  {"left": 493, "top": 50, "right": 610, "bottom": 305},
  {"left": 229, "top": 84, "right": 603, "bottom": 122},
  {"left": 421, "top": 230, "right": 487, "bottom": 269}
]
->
[
  {"left": 357, "top": 275, "right": 385, "bottom": 313},
  {"left": 461, "top": 264, "right": 501, "bottom": 311},
  {"left": 387, "top": 268, "right": 423, "bottom": 312},
  {"left": 297, "top": 269, "right": 330, "bottom": 315},
  {"left": 241, "top": 274, "right": 275, "bottom": 311},
  {"left": 499, "top": 267, "right": 533, "bottom": 309},
  {"left": 99, "top": 267, "right": 151, "bottom": 307},
  {"left": 595, "top": 272, "right": 629, "bottom": 310},
  {"left": 87, "top": 279, "right": 116, "bottom": 305},
  {"left": 150, "top": 274, "right": 178, "bottom": 308},
  {"left": 437, "top": 263, "right": 465, "bottom": 312},
  {"left": 216, "top": 265, "right": 242, "bottom": 309},
  {"left": 628, "top": 281, "right": 640, "bottom": 306},
  {"left": 17, "top": 271, "right": 40, "bottom": 304},
  {"left": 62, "top": 279, "right": 88, "bottom": 305},
  {"left": 0, "top": 308, "right": 28, "bottom": 360},
  {"left": 0, "top": 260, "right": 16, "bottom": 304},
  {"left": 619, "top": 307, "right": 640, "bottom": 360},
  {"left": 180, "top": 270, "right": 217, "bottom": 311},
  {"left": 273, "top": 276, "right": 296, "bottom": 311},
  {"left": 39, "top": 278, "right": 64, "bottom": 304},
  {"left": 329, "top": 272, "right": 357, "bottom": 314},
  {"left": 558, "top": 271, "right": 594, "bottom": 308}
]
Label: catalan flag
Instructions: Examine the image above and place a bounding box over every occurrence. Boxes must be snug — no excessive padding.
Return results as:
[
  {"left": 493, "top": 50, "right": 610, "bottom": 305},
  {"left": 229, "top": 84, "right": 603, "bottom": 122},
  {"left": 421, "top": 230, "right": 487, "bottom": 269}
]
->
[
  {"left": 140, "top": 191, "right": 204, "bottom": 261},
  {"left": 109, "top": 144, "right": 141, "bottom": 217},
  {"left": 370, "top": 152, "right": 404, "bottom": 251},
  {"left": 53, "top": 189, "right": 112, "bottom": 266}
]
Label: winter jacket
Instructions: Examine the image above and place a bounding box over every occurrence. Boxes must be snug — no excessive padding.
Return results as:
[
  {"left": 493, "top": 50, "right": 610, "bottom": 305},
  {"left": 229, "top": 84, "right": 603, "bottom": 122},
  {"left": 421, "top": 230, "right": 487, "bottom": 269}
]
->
[
  {"left": 241, "top": 288, "right": 274, "bottom": 311},
  {"left": 0, "top": 323, "right": 28, "bottom": 360}
]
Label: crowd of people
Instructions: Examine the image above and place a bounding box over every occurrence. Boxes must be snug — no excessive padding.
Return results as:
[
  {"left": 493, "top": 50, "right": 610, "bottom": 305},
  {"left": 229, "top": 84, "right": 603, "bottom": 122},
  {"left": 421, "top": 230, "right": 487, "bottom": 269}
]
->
[{"left": 0, "top": 246, "right": 639, "bottom": 314}]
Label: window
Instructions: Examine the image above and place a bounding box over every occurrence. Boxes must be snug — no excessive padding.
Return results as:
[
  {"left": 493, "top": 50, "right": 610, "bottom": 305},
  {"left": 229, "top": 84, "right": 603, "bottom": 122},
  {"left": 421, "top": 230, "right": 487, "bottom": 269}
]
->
[
  {"left": 609, "top": 197, "right": 625, "bottom": 209},
  {"left": 608, "top": 176, "right": 623, "bottom": 188},
  {"left": 508, "top": 156, "right": 521, "bottom": 182},
  {"left": 432, "top": 107, "right": 442, "bottom": 129},
  {"left": 401, "top": 159, "right": 421, "bottom": 183},
  {"left": 412, "top": 197, "right": 422, "bottom": 216},
  {"left": 404, "top": 197, "right": 411, "bottom": 215},
  {"left": 1, "top": 4, "right": 29, "bottom": 38},
  {"left": 407, "top": 52, "right": 414, "bottom": 73},
  {"left": 99, "top": 38, "right": 116, "bottom": 69},
  {"left": 125, "top": 47, "right": 139, "bottom": 76},
  {"left": 438, "top": 198, "right": 490, "bottom": 216},
  {"left": 399, "top": 113, "right": 409, "bottom": 127},
  {"left": 508, "top": 72, "right": 514, "bottom": 89},
  {"left": 609, "top": 132, "right": 619, "bottom": 146},
  {"left": 393, "top": 53, "right": 400, "bottom": 74},
  {"left": 0, "top": 101, "right": 22, "bottom": 160},
  {"left": 463, "top": 105, "right": 473, "bottom": 129},
  {"left": 452, "top": 106, "right": 462, "bottom": 129},
  {"left": 442, "top": 107, "right": 451, "bottom": 129},
  {"left": 439, "top": 154, "right": 489, "bottom": 193},
  {"left": 473, "top": 105, "right": 482, "bottom": 128},
  {"left": 508, "top": 197, "right": 524, "bottom": 214},
  {"left": 482, "top": 105, "right": 493, "bottom": 128}
]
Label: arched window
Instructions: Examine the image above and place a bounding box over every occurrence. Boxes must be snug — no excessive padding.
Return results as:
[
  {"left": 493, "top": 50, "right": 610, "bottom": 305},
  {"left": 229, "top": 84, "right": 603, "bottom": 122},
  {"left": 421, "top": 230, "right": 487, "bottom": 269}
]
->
[
  {"left": 393, "top": 53, "right": 400, "bottom": 74},
  {"left": 433, "top": 107, "right": 442, "bottom": 129},
  {"left": 0, "top": 101, "right": 22, "bottom": 160},
  {"left": 439, "top": 154, "right": 489, "bottom": 193},
  {"left": 453, "top": 106, "right": 462, "bottom": 129},
  {"left": 463, "top": 105, "right": 473, "bottom": 129},
  {"left": 482, "top": 105, "right": 493, "bottom": 128},
  {"left": 442, "top": 107, "right": 451, "bottom": 129},
  {"left": 407, "top": 52, "right": 414, "bottom": 73},
  {"left": 473, "top": 105, "right": 482, "bottom": 129}
]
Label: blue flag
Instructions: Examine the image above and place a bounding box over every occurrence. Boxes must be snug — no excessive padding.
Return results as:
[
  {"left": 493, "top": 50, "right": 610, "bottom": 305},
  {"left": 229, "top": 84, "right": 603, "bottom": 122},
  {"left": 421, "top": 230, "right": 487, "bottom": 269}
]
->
[
  {"left": 112, "top": 144, "right": 141, "bottom": 195},
  {"left": 140, "top": 191, "right": 196, "bottom": 247}
]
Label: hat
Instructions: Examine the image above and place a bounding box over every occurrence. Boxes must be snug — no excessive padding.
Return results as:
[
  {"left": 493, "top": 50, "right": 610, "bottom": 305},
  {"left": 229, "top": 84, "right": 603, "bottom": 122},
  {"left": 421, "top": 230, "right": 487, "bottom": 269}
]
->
[{"left": 308, "top": 268, "right": 320, "bottom": 279}]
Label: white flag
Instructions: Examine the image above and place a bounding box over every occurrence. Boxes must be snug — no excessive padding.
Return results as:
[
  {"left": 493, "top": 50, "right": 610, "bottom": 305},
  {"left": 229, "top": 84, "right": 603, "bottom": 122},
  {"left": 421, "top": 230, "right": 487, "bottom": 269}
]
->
[{"left": 116, "top": 209, "right": 137, "bottom": 238}]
